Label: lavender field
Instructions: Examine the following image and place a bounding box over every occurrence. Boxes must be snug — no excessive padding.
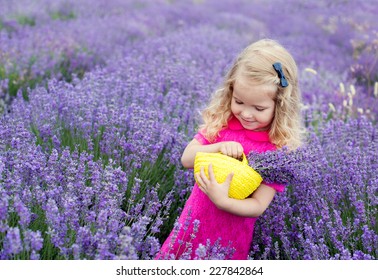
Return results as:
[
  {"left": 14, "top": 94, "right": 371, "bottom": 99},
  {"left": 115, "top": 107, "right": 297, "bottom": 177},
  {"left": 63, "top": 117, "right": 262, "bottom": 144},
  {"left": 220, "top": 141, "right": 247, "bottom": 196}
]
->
[{"left": 0, "top": 0, "right": 377, "bottom": 260}]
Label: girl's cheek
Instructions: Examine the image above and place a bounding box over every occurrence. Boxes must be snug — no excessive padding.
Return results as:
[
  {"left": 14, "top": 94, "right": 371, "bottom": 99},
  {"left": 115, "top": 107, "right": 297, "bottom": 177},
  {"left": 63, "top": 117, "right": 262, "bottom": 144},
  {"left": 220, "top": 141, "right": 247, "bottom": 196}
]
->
[
  {"left": 261, "top": 111, "right": 275, "bottom": 123},
  {"left": 231, "top": 103, "right": 239, "bottom": 114},
  {"left": 235, "top": 103, "right": 244, "bottom": 113}
]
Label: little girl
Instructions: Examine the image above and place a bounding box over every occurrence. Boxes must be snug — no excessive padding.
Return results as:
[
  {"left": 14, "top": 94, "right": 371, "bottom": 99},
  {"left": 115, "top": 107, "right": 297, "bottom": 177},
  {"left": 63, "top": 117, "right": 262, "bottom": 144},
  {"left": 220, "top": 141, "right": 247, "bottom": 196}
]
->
[{"left": 156, "top": 39, "right": 303, "bottom": 260}]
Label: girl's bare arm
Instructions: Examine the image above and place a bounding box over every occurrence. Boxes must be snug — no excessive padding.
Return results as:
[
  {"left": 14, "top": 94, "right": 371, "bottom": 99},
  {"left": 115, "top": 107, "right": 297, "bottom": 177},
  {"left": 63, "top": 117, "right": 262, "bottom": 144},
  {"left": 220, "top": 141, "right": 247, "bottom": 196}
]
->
[
  {"left": 181, "top": 139, "right": 244, "bottom": 168},
  {"left": 219, "top": 184, "right": 276, "bottom": 217},
  {"left": 196, "top": 164, "right": 276, "bottom": 217}
]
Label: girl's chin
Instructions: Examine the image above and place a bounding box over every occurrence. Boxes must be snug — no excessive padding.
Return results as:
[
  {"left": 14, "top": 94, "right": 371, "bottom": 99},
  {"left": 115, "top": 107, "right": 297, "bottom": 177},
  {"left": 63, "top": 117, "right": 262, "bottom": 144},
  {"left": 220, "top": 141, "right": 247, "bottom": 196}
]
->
[
  {"left": 241, "top": 123, "right": 255, "bottom": 128},
  {"left": 240, "top": 119, "right": 257, "bottom": 129},
  {"left": 241, "top": 123, "right": 259, "bottom": 130},
  {"left": 241, "top": 121, "right": 269, "bottom": 131}
]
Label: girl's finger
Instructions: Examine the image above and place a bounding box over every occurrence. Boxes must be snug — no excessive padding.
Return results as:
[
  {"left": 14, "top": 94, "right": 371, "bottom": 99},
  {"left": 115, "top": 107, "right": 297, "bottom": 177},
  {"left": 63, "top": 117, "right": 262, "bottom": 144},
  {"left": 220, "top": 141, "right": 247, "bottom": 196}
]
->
[
  {"left": 195, "top": 173, "right": 200, "bottom": 183},
  {"left": 225, "top": 145, "right": 231, "bottom": 157},
  {"left": 208, "top": 163, "right": 216, "bottom": 182},
  {"left": 199, "top": 166, "right": 209, "bottom": 184},
  {"left": 225, "top": 172, "right": 234, "bottom": 184},
  {"left": 196, "top": 173, "right": 205, "bottom": 188},
  {"left": 232, "top": 145, "right": 238, "bottom": 158},
  {"left": 238, "top": 146, "right": 243, "bottom": 158}
]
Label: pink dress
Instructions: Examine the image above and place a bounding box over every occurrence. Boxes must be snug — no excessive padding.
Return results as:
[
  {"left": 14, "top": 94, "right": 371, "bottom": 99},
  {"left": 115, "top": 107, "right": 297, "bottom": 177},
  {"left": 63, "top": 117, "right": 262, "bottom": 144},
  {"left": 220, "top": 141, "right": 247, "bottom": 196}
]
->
[{"left": 156, "top": 117, "right": 285, "bottom": 260}]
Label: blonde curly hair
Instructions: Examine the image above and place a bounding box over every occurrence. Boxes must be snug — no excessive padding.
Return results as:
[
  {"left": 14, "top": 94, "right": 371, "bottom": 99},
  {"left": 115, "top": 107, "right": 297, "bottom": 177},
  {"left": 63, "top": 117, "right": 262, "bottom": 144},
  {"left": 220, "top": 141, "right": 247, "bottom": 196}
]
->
[{"left": 199, "top": 39, "right": 304, "bottom": 150}]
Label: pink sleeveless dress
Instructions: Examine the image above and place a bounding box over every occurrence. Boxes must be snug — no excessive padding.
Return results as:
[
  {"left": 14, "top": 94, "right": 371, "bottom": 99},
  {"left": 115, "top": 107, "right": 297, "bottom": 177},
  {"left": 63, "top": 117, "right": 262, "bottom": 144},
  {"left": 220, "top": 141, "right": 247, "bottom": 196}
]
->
[{"left": 156, "top": 117, "right": 284, "bottom": 260}]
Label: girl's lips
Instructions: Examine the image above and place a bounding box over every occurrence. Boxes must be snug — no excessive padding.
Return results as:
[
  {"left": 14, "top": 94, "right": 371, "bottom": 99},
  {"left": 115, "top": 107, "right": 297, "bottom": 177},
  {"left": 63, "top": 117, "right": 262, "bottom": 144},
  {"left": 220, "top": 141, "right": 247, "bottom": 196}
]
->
[{"left": 241, "top": 118, "right": 255, "bottom": 124}]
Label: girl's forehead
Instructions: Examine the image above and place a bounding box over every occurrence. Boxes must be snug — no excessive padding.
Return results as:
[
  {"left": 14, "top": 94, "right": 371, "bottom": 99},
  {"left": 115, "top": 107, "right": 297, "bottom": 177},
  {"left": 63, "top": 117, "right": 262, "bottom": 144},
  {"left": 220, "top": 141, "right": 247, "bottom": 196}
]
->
[{"left": 234, "top": 77, "right": 277, "bottom": 96}]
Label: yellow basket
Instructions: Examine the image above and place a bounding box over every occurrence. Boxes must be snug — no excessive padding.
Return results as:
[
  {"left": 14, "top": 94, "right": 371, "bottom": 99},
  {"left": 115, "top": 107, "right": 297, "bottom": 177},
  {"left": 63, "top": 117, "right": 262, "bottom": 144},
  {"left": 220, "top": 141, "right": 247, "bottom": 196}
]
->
[{"left": 194, "top": 152, "right": 263, "bottom": 200}]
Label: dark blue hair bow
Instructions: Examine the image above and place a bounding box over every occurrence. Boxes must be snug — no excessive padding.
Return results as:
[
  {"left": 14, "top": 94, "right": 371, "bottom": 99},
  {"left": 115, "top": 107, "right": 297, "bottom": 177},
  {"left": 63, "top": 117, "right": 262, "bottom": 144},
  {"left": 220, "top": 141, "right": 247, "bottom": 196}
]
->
[{"left": 273, "top": 62, "right": 289, "bottom": 87}]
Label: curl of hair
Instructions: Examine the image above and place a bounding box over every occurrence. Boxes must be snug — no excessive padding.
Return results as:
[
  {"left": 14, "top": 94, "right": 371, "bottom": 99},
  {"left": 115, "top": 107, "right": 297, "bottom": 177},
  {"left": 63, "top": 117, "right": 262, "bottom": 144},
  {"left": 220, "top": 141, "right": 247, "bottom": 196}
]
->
[{"left": 199, "top": 39, "right": 304, "bottom": 150}]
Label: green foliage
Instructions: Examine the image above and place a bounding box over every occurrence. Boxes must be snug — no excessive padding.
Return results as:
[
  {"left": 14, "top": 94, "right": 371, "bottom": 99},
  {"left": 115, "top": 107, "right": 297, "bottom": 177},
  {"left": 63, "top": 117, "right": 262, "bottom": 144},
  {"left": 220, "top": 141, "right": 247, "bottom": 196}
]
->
[
  {"left": 0, "top": 201, "right": 65, "bottom": 260},
  {"left": 1, "top": 49, "right": 93, "bottom": 105},
  {"left": 16, "top": 15, "right": 36, "bottom": 27},
  {"left": 29, "top": 119, "right": 186, "bottom": 244},
  {"left": 50, "top": 11, "right": 76, "bottom": 21}
]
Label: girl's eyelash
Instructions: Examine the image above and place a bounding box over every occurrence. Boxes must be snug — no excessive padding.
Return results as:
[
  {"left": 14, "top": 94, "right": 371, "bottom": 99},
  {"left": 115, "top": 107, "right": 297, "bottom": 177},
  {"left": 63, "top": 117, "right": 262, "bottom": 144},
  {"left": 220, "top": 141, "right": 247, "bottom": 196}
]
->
[
  {"left": 234, "top": 98, "right": 265, "bottom": 111},
  {"left": 233, "top": 97, "right": 243, "bottom": 104}
]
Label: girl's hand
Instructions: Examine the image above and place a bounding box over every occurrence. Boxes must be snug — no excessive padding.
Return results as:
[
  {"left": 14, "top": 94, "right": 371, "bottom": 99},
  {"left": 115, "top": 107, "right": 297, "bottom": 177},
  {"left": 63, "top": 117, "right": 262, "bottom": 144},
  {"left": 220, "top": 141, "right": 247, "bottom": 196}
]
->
[
  {"left": 196, "top": 164, "right": 234, "bottom": 210},
  {"left": 218, "top": 141, "right": 243, "bottom": 159}
]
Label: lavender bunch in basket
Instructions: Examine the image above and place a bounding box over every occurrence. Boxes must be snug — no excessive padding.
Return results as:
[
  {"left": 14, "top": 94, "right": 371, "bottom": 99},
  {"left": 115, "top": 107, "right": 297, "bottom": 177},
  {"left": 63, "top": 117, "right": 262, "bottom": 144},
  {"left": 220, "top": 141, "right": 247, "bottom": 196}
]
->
[{"left": 247, "top": 143, "right": 323, "bottom": 185}]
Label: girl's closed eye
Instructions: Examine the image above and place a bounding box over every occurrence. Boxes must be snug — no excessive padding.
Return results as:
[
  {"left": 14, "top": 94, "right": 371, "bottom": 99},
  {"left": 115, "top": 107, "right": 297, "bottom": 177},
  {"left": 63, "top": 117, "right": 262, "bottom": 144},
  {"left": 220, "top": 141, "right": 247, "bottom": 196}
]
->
[
  {"left": 235, "top": 97, "right": 265, "bottom": 112},
  {"left": 255, "top": 107, "right": 265, "bottom": 112},
  {"left": 234, "top": 98, "right": 243, "bottom": 105}
]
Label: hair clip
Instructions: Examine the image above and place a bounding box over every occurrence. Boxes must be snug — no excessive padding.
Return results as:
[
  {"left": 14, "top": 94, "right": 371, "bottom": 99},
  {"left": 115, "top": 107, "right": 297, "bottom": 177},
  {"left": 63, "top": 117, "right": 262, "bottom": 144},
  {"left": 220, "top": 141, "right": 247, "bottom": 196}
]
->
[{"left": 273, "top": 62, "right": 289, "bottom": 87}]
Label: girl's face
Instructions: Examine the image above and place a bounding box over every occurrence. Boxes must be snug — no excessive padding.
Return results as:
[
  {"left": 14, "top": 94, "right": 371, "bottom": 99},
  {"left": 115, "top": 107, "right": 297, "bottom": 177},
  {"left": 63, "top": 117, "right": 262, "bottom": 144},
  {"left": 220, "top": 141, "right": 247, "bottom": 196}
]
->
[{"left": 231, "top": 78, "right": 276, "bottom": 131}]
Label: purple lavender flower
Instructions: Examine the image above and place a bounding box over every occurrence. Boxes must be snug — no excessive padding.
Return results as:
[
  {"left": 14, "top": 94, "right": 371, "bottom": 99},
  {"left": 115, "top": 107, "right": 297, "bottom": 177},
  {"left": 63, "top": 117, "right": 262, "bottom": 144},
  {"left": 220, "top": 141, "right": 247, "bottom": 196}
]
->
[
  {"left": 247, "top": 142, "right": 324, "bottom": 185},
  {"left": 115, "top": 226, "right": 138, "bottom": 260},
  {"left": 13, "top": 195, "right": 31, "bottom": 227},
  {"left": 2, "top": 227, "right": 22, "bottom": 257},
  {"left": 23, "top": 229, "right": 43, "bottom": 254},
  {"left": 251, "top": 116, "right": 377, "bottom": 260},
  {"left": 0, "top": 187, "right": 9, "bottom": 223}
]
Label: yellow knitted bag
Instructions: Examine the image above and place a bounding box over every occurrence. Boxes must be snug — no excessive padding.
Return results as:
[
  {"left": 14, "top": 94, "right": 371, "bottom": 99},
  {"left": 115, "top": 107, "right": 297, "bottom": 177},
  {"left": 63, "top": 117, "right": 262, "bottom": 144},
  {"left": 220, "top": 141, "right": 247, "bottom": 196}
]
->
[{"left": 194, "top": 152, "right": 263, "bottom": 199}]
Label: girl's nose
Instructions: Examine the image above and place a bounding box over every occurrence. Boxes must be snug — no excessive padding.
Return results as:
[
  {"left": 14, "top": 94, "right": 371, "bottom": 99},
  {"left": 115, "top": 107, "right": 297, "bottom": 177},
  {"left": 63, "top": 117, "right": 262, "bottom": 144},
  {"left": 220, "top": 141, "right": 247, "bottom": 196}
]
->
[{"left": 241, "top": 110, "right": 254, "bottom": 119}]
